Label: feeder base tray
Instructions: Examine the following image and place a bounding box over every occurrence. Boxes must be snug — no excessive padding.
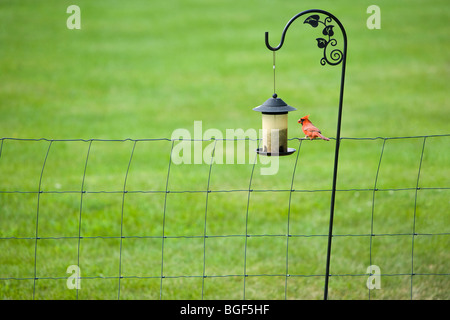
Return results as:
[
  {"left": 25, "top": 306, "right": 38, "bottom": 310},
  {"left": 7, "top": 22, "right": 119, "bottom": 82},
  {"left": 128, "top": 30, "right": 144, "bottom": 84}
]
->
[{"left": 256, "top": 148, "right": 296, "bottom": 156}]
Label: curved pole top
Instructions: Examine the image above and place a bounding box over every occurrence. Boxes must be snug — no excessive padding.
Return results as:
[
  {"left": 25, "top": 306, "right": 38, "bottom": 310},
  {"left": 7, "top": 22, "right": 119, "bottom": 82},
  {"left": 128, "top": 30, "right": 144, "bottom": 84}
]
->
[{"left": 265, "top": 9, "right": 347, "bottom": 52}]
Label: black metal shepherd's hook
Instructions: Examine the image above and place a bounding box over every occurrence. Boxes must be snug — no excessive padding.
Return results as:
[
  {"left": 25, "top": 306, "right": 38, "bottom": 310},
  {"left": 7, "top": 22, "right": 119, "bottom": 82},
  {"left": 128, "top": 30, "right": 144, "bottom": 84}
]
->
[{"left": 265, "top": 9, "right": 347, "bottom": 300}]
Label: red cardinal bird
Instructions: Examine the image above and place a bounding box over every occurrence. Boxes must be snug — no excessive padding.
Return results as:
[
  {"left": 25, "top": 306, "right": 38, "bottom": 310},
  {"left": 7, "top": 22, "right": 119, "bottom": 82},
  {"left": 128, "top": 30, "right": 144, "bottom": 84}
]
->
[{"left": 298, "top": 115, "right": 330, "bottom": 141}]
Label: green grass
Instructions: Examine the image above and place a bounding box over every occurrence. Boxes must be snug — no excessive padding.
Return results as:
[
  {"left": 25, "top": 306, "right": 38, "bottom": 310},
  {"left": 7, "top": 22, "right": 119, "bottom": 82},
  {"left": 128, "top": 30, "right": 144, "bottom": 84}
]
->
[{"left": 0, "top": 0, "right": 449, "bottom": 299}]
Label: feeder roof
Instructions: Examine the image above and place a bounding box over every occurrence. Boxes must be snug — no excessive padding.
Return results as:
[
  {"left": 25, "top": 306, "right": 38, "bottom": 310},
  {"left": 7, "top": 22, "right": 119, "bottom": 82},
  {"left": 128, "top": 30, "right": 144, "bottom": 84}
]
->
[{"left": 253, "top": 94, "right": 297, "bottom": 113}]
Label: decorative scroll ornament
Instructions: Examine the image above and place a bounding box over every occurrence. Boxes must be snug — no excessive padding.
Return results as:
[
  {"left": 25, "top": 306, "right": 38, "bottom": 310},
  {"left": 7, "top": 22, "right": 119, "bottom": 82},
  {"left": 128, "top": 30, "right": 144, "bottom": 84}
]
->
[{"left": 303, "top": 15, "right": 343, "bottom": 66}]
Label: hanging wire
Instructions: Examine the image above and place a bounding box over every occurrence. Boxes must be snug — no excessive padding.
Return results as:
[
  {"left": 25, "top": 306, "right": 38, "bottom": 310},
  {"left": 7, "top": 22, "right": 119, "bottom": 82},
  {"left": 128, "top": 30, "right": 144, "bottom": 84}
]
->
[{"left": 273, "top": 51, "right": 277, "bottom": 96}]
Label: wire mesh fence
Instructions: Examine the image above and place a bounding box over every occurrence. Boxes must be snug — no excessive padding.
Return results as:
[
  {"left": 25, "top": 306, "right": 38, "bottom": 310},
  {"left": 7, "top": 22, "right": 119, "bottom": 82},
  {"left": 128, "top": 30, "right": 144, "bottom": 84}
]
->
[{"left": 0, "top": 134, "right": 449, "bottom": 299}]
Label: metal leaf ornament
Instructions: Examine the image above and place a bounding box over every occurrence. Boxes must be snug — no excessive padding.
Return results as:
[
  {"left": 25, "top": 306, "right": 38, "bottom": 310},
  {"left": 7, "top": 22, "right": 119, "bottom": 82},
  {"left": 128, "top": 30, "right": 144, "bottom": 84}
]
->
[
  {"left": 316, "top": 38, "right": 328, "bottom": 49},
  {"left": 303, "top": 15, "right": 320, "bottom": 27},
  {"left": 322, "top": 25, "right": 334, "bottom": 36},
  {"left": 304, "top": 15, "right": 343, "bottom": 66}
]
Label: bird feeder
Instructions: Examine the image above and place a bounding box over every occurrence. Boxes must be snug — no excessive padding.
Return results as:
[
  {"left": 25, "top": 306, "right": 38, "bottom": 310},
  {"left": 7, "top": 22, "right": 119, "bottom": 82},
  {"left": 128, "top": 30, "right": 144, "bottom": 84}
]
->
[{"left": 253, "top": 93, "right": 297, "bottom": 156}]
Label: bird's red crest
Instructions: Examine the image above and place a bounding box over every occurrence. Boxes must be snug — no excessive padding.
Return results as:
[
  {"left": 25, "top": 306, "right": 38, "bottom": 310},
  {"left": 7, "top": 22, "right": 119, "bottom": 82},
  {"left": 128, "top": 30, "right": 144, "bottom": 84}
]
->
[{"left": 298, "top": 115, "right": 310, "bottom": 123}]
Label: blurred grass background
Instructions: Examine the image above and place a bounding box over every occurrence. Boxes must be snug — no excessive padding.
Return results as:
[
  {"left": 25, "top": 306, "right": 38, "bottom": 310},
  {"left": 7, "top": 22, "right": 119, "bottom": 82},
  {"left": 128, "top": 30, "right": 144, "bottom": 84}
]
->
[{"left": 0, "top": 0, "right": 449, "bottom": 299}]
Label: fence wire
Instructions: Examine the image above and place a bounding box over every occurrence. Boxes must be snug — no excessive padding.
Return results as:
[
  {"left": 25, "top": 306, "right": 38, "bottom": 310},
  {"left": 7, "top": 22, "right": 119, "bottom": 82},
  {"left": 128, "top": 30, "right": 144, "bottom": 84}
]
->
[{"left": 0, "top": 134, "right": 449, "bottom": 300}]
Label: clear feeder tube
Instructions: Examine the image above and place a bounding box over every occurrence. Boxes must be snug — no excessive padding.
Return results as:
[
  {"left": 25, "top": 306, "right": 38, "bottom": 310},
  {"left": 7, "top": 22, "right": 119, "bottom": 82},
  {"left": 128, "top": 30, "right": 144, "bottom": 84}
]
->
[{"left": 261, "top": 113, "right": 288, "bottom": 153}]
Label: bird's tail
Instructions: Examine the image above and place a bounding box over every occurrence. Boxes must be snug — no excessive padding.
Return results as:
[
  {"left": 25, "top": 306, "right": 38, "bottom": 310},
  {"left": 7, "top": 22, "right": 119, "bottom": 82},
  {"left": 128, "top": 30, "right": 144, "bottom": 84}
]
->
[{"left": 318, "top": 133, "right": 330, "bottom": 141}]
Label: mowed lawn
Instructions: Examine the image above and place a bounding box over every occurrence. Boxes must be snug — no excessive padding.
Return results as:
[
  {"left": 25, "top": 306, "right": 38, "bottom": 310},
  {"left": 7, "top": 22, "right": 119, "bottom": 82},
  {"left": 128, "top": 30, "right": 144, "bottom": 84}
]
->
[{"left": 0, "top": 0, "right": 449, "bottom": 299}]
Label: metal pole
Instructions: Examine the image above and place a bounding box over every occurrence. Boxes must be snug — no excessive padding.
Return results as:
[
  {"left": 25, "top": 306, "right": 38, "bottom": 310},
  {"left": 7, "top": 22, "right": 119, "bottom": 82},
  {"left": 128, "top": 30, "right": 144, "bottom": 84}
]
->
[{"left": 264, "top": 9, "right": 347, "bottom": 300}]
